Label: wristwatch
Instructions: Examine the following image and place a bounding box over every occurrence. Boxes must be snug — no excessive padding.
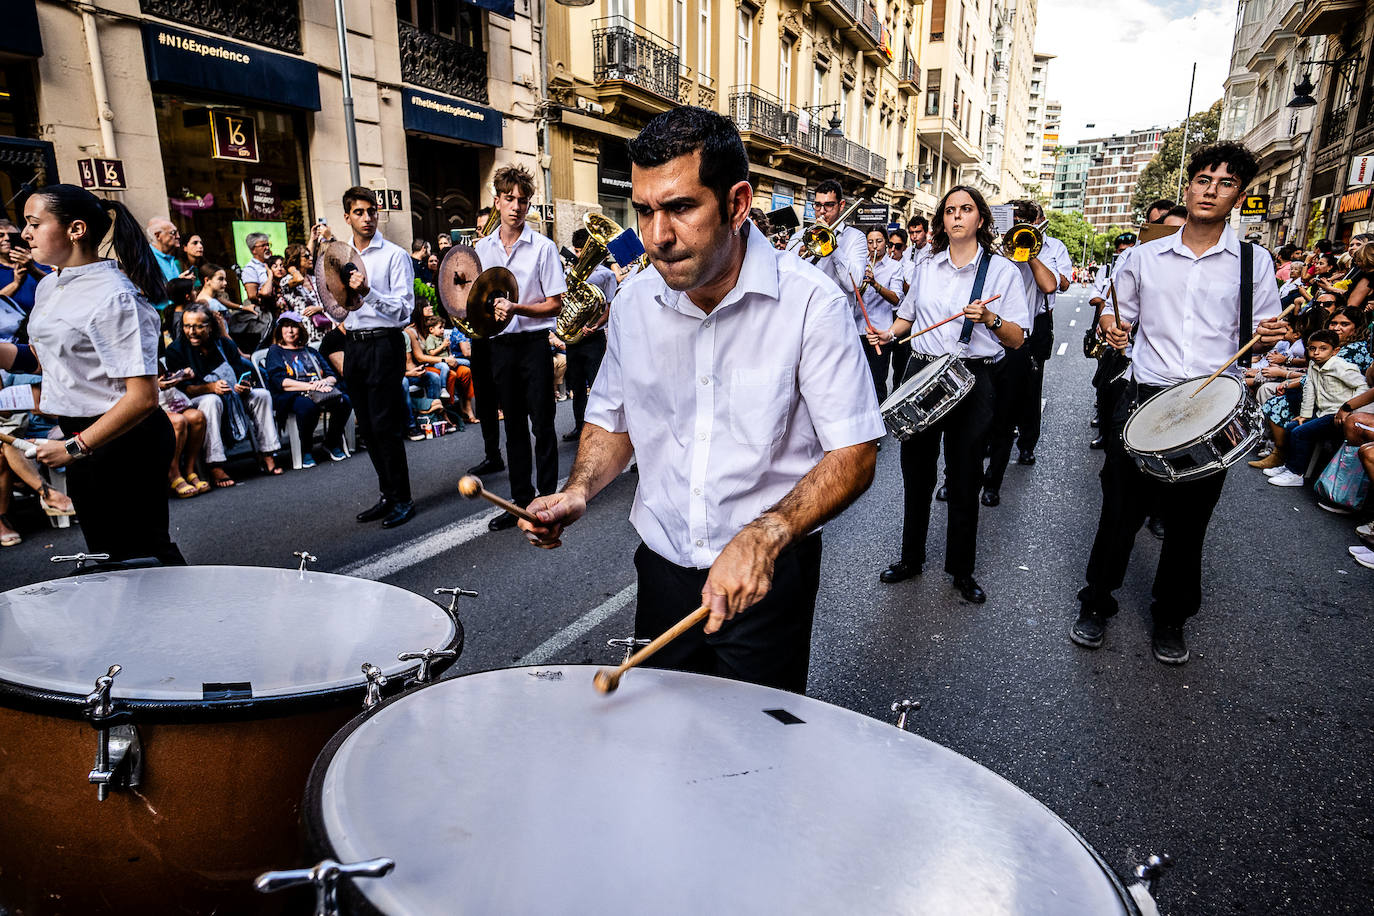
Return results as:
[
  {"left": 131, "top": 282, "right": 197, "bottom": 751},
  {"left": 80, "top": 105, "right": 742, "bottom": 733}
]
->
[
  {"left": 989, "top": 314, "right": 1003, "bottom": 331},
  {"left": 64, "top": 437, "right": 90, "bottom": 461}
]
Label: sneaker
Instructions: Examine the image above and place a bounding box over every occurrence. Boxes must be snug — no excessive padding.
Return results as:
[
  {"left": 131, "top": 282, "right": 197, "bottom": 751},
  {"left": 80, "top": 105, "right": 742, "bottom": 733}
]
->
[
  {"left": 1267, "top": 469, "right": 1305, "bottom": 487},
  {"left": 407, "top": 427, "right": 426, "bottom": 442},
  {"left": 1263, "top": 466, "right": 1288, "bottom": 477},
  {"left": 1151, "top": 626, "right": 1189, "bottom": 665},
  {"left": 1357, "top": 521, "right": 1374, "bottom": 546},
  {"left": 1348, "top": 545, "right": 1374, "bottom": 569},
  {"left": 1070, "top": 610, "right": 1105, "bottom": 648},
  {"left": 328, "top": 447, "right": 348, "bottom": 462},
  {"left": 300, "top": 454, "right": 316, "bottom": 469}
]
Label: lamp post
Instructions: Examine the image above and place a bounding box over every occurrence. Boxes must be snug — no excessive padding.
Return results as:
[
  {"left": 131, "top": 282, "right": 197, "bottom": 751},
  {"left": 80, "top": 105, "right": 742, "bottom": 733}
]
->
[
  {"left": 1286, "top": 53, "right": 1364, "bottom": 246},
  {"left": 801, "top": 103, "right": 846, "bottom": 138},
  {"left": 333, "top": 0, "right": 360, "bottom": 187}
]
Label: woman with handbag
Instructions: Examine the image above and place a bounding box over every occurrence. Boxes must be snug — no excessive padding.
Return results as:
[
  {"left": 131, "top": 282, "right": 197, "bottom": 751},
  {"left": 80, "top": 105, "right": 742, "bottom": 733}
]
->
[{"left": 264, "top": 312, "right": 351, "bottom": 469}]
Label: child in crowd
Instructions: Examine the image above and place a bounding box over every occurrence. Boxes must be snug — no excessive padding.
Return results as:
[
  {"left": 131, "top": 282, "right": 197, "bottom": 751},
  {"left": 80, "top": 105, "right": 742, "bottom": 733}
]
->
[{"left": 1267, "top": 329, "right": 1370, "bottom": 487}]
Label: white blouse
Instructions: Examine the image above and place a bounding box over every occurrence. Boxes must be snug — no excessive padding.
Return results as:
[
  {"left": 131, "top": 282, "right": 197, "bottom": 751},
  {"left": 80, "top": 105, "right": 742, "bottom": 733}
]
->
[{"left": 897, "top": 248, "right": 1030, "bottom": 361}]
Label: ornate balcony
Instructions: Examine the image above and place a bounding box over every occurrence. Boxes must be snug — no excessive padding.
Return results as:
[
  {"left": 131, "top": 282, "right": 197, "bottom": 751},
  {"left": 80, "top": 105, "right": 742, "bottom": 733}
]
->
[
  {"left": 679, "top": 72, "right": 718, "bottom": 110},
  {"left": 592, "top": 17, "right": 681, "bottom": 115},
  {"left": 727, "top": 86, "right": 886, "bottom": 184},
  {"left": 140, "top": 0, "right": 300, "bottom": 53},
  {"left": 898, "top": 53, "right": 918, "bottom": 91},
  {"left": 729, "top": 86, "right": 788, "bottom": 144},
  {"left": 811, "top": 0, "right": 882, "bottom": 53},
  {"left": 399, "top": 22, "right": 488, "bottom": 104},
  {"left": 891, "top": 168, "right": 917, "bottom": 193}
]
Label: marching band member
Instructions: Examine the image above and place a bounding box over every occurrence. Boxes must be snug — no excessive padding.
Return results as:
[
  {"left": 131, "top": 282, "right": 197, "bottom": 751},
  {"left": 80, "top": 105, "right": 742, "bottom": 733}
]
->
[
  {"left": 906, "top": 215, "right": 933, "bottom": 271},
  {"left": 1074, "top": 143, "right": 1283, "bottom": 664},
  {"left": 475, "top": 164, "right": 568, "bottom": 531},
  {"left": 860, "top": 228, "right": 904, "bottom": 401},
  {"left": 562, "top": 226, "right": 617, "bottom": 442},
  {"left": 519, "top": 107, "right": 883, "bottom": 692},
  {"left": 886, "top": 226, "right": 915, "bottom": 386},
  {"left": 982, "top": 200, "right": 1070, "bottom": 506},
  {"left": 1087, "top": 231, "right": 1139, "bottom": 450},
  {"left": 869, "top": 186, "right": 1028, "bottom": 603},
  {"left": 789, "top": 179, "right": 866, "bottom": 301}
]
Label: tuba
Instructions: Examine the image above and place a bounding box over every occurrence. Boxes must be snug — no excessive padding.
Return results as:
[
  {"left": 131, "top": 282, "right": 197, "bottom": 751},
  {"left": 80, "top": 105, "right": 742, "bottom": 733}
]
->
[
  {"left": 790, "top": 199, "right": 865, "bottom": 263},
  {"left": 555, "top": 212, "right": 639, "bottom": 345},
  {"left": 1001, "top": 219, "right": 1047, "bottom": 263}
]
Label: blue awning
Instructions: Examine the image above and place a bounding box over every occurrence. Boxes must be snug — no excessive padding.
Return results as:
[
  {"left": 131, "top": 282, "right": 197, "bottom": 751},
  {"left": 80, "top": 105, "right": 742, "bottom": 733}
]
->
[
  {"left": 402, "top": 88, "right": 503, "bottom": 147},
  {"left": 142, "top": 24, "right": 321, "bottom": 111},
  {"left": 464, "top": 0, "right": 516, "bottom": 20},
  {"left": 2, "top": 1, "right": 43, "bottom": 58}
]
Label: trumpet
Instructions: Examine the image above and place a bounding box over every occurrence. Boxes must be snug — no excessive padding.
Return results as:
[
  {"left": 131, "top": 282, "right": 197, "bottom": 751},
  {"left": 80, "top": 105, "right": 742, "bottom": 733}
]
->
[
  {"left": 790, "top": 199, "right": 866, "bottom": 263},
  {"left": 1001, "top": 219, "right": 1047, "bottom": 263}
]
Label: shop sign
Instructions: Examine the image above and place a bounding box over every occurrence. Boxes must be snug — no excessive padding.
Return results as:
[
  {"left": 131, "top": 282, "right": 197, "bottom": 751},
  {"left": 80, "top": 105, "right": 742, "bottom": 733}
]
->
[
  {"left": 599, "top": 167, "right": 632, "bottom": 199},
  {"left": 386, "top": 189, "right": 403, "bottom": 211},
  {"left": 1349, "top": 155, "right": 1374, "bottom": 188},
  {"left": 532, "top": 204, "right": 555, "bottom": 223},
  {"left": 1339, "top": 187, "right": 1372, "bottom": 214},
  {"left": 76, "top": 158, "right": 127, "bottom": 191},
  {"left": 242, "top": 177, "right": 280, "bottom": 219},
  {"left": 804, "top": 193, "right": 816, "bottom": 222},
  {"left": 142, "top": 24, "right": 321, "bottom": 111},
  {"left": 855, "top": 202, "right": 890, "bottom": 226},
  {"left": 373, "top": 187, "right": 390, "bottom": 211},
  {"left": 771, "top": 191, "right": 794, "bottom": 211},
  {"left": 211, "top": 111, "right": 259, "bottom": 162},
  {"left": 401, "top": 88, "right": 503, "bottom": 148},
  {"left": 1240, "top": 194, "right": 1267, "bottom": 224}
]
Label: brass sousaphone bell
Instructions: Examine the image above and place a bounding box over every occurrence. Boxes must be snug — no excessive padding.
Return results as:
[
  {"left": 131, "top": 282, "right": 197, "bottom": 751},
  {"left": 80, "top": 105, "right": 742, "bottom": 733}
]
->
[{"left": 314, "top": 240, "right": 368, "bottom": 322}]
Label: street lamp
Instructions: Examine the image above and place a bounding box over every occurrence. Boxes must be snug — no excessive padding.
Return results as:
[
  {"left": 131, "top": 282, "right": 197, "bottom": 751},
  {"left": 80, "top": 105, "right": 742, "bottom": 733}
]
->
[
  {"left": 802, "top": 103, "right": 845, "bottom": 138},
  {"left": 1287, "top": 74, "right": 1317, "bottom": 109}
]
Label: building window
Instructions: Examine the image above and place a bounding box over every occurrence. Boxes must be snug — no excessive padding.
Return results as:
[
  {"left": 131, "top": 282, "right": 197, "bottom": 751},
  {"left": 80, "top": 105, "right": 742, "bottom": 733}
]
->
[
  {"left": 929, "top": 0, "right": 945, "bottom": 40},
  {"left": 926, "top": 68, "right": 941, "bottom": 116},
  {"left": 780, "top": 38, "right": 793, "bottom": 108},
  {"left": 674, "top": 0, "right": 687, "bottom": 63},
  {"left": 813, "top": 66, "right": 824, "bottom": 106},
  {"left": 862, "top": 102, "right": 872, "bottom": 144},
  {"left": 841, "top": 87, "right": 850, "bottom": 132},
  {"left": 737, "top": 7, "right": 752, "bottom": 87},
  {"left": 699, "top": 0, "right": 711, "bottom": 79}
]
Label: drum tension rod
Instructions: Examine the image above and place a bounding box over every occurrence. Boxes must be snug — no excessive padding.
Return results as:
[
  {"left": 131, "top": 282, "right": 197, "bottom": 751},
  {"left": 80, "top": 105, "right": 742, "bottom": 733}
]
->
[
  {"left": 398, "top": 647, "right": 457, "bottom": 685},
  {"left": 293, "top": 550, "right": 318, "bottom": 574},
  {"left": 255, "top": 857, "right": 395, "bottom": 916},
  {"left": 607, "top": 636, "right": 652, "bottom": 664},
  {"left": 1134, "top": 853, "right": 1174, "bottom": 897},
  {"left": 51, "top": 552, "right": 111, "bottom": 571},
  {"left": 434, "top": 586, "right": 478, "bottom": 620},
  {"left": 361, "top": 663, "right": 389, "bottom": 710},
  {"left": 84, "top": 664, "right": 142, "bottom": 801},
  {"left": 890, "top": 699, "right": 921, "bottom": 731}
]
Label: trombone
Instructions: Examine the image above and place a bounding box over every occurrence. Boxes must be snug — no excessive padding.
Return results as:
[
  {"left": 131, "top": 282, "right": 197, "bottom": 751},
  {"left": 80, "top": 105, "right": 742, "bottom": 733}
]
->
[
  {"left": 788, "top": 199, "right": 866, "bottom": 263},
  {"left": 1000, "top": 219, "right": 1048, "bottom": 263}
]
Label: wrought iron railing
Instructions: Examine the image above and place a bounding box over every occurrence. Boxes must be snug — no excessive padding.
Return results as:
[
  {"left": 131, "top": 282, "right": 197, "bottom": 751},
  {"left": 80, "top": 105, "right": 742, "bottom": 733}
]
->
[
  {"left": 860, "top": 3, "right": 881, "bottom": 43},
  {"left": 899, "top": 54, "right": 918, "bottom": 84},
  {"left": 399, "top": 22, "right": 488, "bottom": 103},
  {"left": 728, "top": 86, "right": 787, "bottom": 141},
  {"left": 140, "top": 0, "right": 301, "bottom": 53},
  {"left": 725, "top": 91, "right": 887, "bottom": 180},
  {"left": 593, "top": 17, "right": 681, "bottom": 101},
  {"left": 1321, "top": 105, "right": 1349, "bottom": 147}
]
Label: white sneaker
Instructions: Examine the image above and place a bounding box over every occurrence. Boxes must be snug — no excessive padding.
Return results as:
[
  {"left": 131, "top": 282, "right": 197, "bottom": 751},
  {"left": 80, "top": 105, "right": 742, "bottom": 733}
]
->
[
  {"left": 1263, "top": 466, "right": 1288, "bottom": 477},
  {"left": 1357, "top": 521, "right": 1374, "bottom": 539},
  {"left": 1348, "top": 545, "right": 1374, "bottom": 569},
  {"left": 1267, "top": 469, "right": 1305, "bottom": 487}
]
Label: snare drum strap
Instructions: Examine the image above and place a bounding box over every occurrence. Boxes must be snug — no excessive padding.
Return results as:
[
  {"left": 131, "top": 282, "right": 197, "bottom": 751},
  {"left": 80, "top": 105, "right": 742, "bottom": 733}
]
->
[
  {"left": 958, "top": 252, "right": 994, "bottom": 347},
  {"left": 1238, "top": 242, "right": 1255, "bottom": 369}
]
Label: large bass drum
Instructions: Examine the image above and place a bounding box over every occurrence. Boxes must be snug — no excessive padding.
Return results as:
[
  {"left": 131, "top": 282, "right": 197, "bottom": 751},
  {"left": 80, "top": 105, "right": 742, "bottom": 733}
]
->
[
  {"left": 0, "top": 565, "right": 462, "bottom": 915},
  {"left": 1122, "top": 374, "right": 1261, "bottom": 482},
  {"left": 300, "top": 666, "right": 1142, "bottom": 915}
]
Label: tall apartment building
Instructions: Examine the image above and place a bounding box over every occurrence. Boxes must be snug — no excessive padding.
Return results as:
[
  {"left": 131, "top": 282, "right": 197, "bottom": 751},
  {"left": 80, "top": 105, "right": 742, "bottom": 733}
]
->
[
  {"left": 1040, "top": 99, "right": 1061, "bottom": 188},
  {"left": 3, "top": 0, "right": 538, "bottom": 254},
  {"left": 546, "top": 0, "right": 942, "bottom": 244},
  {"left": 1020, "top": 52, "right": 1052, "bottom": 194},
  {"left": 1079, "top": 127, "right": 1164, "bottom": 229},
  {"left": 986, "top": 3, "right": 1040, "bottom": 202},
  {"left": 1050, "top": 141, "right": 1101, "bottom": 212}
]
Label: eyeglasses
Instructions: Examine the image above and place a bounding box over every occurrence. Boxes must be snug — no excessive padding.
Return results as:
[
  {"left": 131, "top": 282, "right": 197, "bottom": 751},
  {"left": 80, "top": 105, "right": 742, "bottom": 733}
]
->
[
  {"left": 1190, "top": 175, "right": 1240, "bottom": 191},
  {"left": 816, "top": 201, "right": 841, "bottom": 211}
]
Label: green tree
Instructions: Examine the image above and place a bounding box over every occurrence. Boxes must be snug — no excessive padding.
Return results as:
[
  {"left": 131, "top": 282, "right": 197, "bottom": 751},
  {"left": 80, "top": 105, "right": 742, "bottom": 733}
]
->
[
  {"left": 1131, "top": 99, "right": 1223, "bottom": 221},
  {"left": 1045, "top": 210, "right": 1133, "bottom": 265}
]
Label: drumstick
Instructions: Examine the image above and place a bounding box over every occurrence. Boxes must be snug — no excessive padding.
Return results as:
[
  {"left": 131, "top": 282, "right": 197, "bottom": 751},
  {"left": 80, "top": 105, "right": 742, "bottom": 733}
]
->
[
  {"left": 847, "top": 271, "right": 882, "bottom": 355},
  {"left": 1190, "top": 302, "right": 1299, "bottom": 398},
  {"left": 457, "top": 474, "right": 540, "bottom": 524},
  {"left": 896, "top": 295, "right": 1002, "bottom": 344},
  {"left": 0, "top": 431, "right": 37, "bottom": 459},
  {"left": 593, "top": 605, "right": 711, "bottom": 694}
]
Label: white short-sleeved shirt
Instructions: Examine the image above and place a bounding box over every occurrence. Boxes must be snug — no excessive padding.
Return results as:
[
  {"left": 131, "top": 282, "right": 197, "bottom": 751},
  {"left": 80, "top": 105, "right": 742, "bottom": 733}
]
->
[
  {"left": 788, "top": 220, "right": 867, "bottom": 301},
  {"left": 858, "top": 255, "right": 904, "bottom": 335},
  {"left": 897, "top": 248, "right": 1031, "bottom": 362},
  {"left": 27, "top": 260, "right": 161, "bottom": 417},
  {"left": 241, "top": 257, "right": 269, "bottom": 291},
  {"left": 586, "top": 221, "right": 885, "bottom": 569},
  {"left": 1013, "top": 235, "right": 1073, "bottom": 317},
  {"left": 907, "top": 243, "right": 934, "bottom": 269},
  {"left": 349, "top": 231, "right": 414, "bottom": 329},
  {"left": 474, "top": 223, "right": 568, "bottom": 335},
  {"left": 588, "top": 263, "right": 618, "bottom": 303}
]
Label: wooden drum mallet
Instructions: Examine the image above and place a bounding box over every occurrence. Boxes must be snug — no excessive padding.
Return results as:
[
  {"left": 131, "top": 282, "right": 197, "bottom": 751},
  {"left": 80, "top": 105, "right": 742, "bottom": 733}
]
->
[
  {"left": 457, "top": 475, "right": 540, "bottom": 524},
  {"left": 593, "top": 605, "right": 711, "bottom": 694}
]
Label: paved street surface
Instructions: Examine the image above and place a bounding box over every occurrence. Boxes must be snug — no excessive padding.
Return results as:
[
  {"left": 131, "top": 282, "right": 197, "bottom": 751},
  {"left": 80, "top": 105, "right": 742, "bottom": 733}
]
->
[{"left": 4, "top": 287, "right": 1370, "bottom": 913}]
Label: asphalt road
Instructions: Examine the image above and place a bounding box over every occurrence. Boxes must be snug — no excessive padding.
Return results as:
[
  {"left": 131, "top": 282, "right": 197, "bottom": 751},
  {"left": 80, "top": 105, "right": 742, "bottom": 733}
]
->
[{"left": 3, "top": 287, "right": 1370, "bottom": 914}]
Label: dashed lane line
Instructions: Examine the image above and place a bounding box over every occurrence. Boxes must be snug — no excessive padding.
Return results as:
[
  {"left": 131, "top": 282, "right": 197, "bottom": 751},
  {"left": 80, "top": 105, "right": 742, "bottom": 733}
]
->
[
  {"left": 518, "top": 582, "right": 638, "bottom": 665},
  {"left": 1056, "top": 342, "right": 1068, "bottom": 356}
]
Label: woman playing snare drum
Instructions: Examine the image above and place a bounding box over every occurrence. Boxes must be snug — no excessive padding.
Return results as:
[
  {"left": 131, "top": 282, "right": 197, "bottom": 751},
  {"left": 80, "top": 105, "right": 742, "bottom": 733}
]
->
[{"left": 868, "top": 186, "right": 1028, "bottom": 604}]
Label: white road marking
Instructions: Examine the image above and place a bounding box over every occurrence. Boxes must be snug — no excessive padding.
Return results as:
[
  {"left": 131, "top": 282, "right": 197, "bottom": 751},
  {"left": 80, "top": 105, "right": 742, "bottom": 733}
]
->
[
  {"left": 519, "top": 582, "right": 639, "bottom": 665},
  {"left": 1041, "top": 398, "right": 1047, "bottom": 413},
  {"left": 1056, "top": 342, "right": 1068, "bottom": 356},
  {"left": 1075, "top": 307, "right": 1081, "bottom": 313},
  {"left": 1069, "top": 320, "right": 1077, "bottom": 328}
]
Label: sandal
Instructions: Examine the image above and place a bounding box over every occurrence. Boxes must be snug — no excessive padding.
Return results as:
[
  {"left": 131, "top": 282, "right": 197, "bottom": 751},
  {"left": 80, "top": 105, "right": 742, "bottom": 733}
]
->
[
  {"left": 210, "top": 467, "right": 237, "bottom": 488},
  {"left": 185, "top": 472, "right": 212, "bottom": 494},
  {"left": 0, "top": 515, "right": 19, "bottom": 548},
  {"left": 170, "top": 476, "right": 198, "bottom": 499},
  {"left": 39, "top": 484, "right": 76, "bottom": 517}
]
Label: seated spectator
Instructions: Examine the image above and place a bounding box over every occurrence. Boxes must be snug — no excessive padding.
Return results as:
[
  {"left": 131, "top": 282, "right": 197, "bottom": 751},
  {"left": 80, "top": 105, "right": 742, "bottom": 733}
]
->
[
  {"left": 319, "top": 320, "right": 347, "bottom": 377},
  {"left": 0, "top": 225, "right": 50, "bottom": 316},
  {"left": 411, "top": 239, "right": 433, "bottom": 284},
  {"left": 230, "top": 236, "right": 276, "bottom": 353},
  {"left": 404, "top": 301, "right": 451, "bottom": 404},
  {"left": 162, "top": 277, "right": 198, "bottom": 345},
  {"left": 165, "top": 304, "right": 281, "bottom": 486},
  {"left": 146, "top": 218, "right": 186, "bottom": 286},
  {"left": 1350, "top": 242, "right": 1374, "bottom": 311},
  {"left": 263, "top": 312, "right": 352, "bottom": 469},
  {"left": 280, "top": 244, "right": 328, "bottom": 345},
  {"left": 1267, "top": 329, "right": 1370, "bottom": 487},
  {"left": 184, "top": 233, "right": 206, "bottom": 286},
  {"left": 195, "top": 263, "right": 240, "bottom": 339},
  {"left": 156, "top": 365, "right": 209, "bottom": 498}
]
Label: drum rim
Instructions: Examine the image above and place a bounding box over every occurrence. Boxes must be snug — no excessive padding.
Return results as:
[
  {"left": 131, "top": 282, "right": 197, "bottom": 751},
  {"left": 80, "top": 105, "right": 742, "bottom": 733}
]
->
[
  {"left": 301, "top": 664, "right": 1142, "bottom": 915},
  {"left": 0, "top": 567, "right": 464, "bottom": 723},
  {"left": 881, "top": 352, "right": 957, "bottom": 409},
  {"left": 1122, "top": 374, "right": 1246, "bottom": 454}
]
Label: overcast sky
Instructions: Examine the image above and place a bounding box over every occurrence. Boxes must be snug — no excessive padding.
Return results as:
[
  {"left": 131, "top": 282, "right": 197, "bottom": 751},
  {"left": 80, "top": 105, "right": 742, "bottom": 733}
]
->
[{"left": 1036, "top": 0, "right": 1234, "bottom": 145}]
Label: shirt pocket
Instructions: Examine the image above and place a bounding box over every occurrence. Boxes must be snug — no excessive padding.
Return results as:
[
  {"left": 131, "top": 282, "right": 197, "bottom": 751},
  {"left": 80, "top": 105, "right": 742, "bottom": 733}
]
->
[{"left": 728, "top": 365, "right": 795, "bottom": 447}]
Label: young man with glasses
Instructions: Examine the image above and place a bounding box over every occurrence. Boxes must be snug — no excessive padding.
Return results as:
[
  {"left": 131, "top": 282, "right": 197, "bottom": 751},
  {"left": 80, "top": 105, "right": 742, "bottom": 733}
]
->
[
  {"left": 789, "top": 179, "right": 866, "bottom": 302},
  {"left": 1074, "top": 142, "right": 1286, "bottom": 665}
]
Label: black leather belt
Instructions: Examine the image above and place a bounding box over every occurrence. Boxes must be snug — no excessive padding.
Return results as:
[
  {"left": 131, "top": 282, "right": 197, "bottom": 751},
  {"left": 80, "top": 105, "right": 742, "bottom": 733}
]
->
[{"left": 350, "top": 327, "right": 401, "bottom": 340}]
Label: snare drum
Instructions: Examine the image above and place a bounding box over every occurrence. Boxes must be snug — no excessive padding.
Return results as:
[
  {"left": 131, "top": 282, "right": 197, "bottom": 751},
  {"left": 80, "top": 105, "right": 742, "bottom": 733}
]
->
[
  {"left": 1122, "top": 375, "right": 1261, "bottom": 482},
  {"left": 298, "top": 666, "right": 1143, "bottom": 914},
  {"left": 879, "top": 354, "right": 976, "bottom": 440},
  {"left": 0, "top": 565, "right": 461, "bottom": 914}
]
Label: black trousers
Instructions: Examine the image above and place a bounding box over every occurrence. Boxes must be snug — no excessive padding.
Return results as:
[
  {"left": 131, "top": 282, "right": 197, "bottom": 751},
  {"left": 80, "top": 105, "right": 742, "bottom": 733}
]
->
[
  {"left": 983, "top": 346, "right": 1032, "bottom": 491},
  {"left": 564, "top": 330, "right": 606, "bottom": 429},
  {"left": 634, "top": 535, "right": 823, "bottom": 693},
  {"left": 60, "top": 411, "right": 186, "bottom": 565},
  {"left": 1017, "top": 311, "right": 1054, "bottom": 454},
  {"left": 1092, "top": 350, "right": 1130, "bottom": 427},
  {"left": 469, "top": 337, "right": 502, "bottom": 462},
  {"left": 899, "top": 359, "right": 995, "bottom": 577},
  {"left": 1082, "top": 383, "right": 1227, "bottom": 628},
  {"left": 490, "top": 331, "right": 558, "bottom": 507},
  {"left": 889, "top": 339, "right": 912, "bottom": 396},
  {"left": 343, "top": 330, "right": 411, "bottom": 503},
  {"left": 863, "top": 336, "right": 893, "bottom": 402}
]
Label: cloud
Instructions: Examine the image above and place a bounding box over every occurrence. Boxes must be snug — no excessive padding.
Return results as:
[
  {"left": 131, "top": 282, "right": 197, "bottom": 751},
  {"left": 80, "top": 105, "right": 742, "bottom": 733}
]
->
[{"left": 1035, "top": 0, "right": 1232, "bottom": 144}]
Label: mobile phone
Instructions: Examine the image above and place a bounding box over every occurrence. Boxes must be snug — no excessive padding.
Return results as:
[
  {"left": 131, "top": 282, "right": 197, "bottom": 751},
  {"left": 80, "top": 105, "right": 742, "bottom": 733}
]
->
[
  {"left": 237, "top": 371, "right": 253, "bottom": 384},
  {"left": 317, "top": 218, "right": 327, "bottom": 226}
]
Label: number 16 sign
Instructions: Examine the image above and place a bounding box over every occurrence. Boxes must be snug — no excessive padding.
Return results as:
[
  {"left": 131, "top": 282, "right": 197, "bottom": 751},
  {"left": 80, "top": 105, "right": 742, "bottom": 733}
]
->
[{"left": 210, "top": 110, "right": 260, "bottom": 163}]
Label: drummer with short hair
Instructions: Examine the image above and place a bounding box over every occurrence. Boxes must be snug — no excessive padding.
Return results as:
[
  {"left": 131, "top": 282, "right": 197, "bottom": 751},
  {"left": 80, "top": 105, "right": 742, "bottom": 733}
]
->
[
  {"left": 868, "top": 186, "right": 1028, "bottom": 604},
  {"left": 517, "top": 107, "right": 884, "bottom": 693},
  {"left": 1075, "top": 141, "right": 1284, "bottom": 664}
]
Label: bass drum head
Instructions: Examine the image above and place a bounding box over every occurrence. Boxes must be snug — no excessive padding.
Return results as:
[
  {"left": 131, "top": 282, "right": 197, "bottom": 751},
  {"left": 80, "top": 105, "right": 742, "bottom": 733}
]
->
[
  {"left": 307, "top": 666, "right": 1138, "bottom": 915},
  {"left": 1124, "top": 375, "right": 1243, "bottom": 454},
  {"left": 880, "top": 353, "right": 955, "bottom": 412},
  {"left": 0, "top": 566, "right": 457, "bottom": 718}
]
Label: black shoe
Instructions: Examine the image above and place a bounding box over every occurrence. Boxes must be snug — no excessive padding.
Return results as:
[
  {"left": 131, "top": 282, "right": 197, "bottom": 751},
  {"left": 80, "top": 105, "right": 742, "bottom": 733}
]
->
[
  {"left": 1070, "top": 610, "right": 1105, "bottom": 648},
  {"left": 468, "top": 456, "right": 505, "bottom": 475},
  {"left": 1017, "top": 451, "right": 1036, "bottom": 466},
  {"left": 980, "top": 489, "right": 1000, "bottom": 507},
  {"left": 381, "top": 501, "right": 415, "bottom": 528},
  {"left": 1151, "top": 626, "right": 1189, "bottom": 664},
  {"left": 1089, "top": 434, "right": 1106, "bottom": 450},
  {"left": 953, "top": 576, "right": 986, "bottom": 603},
  {"left": 356, "top": 498, "right": 393, "bottom": 523},
  {"left": 935, "top": 484, "right": 948, "bottom": 502},
  {"left": 1090, "top": 416, "right": 1100, "bottom": 429},
  {"left": 1147, "top": 517, "right": 1166, "bottom": 539},
  {"left": 487, "top": 511, "right": 520, "bottom": 531},
  {"left": 880, "top": 560, "right": 921, "bottom": 584},
  {"left": 407, "top": 426, "right": 426, "bottom": 442},
  {"left": 562, "top": 426, "right": 583, "bottom": 442}
]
